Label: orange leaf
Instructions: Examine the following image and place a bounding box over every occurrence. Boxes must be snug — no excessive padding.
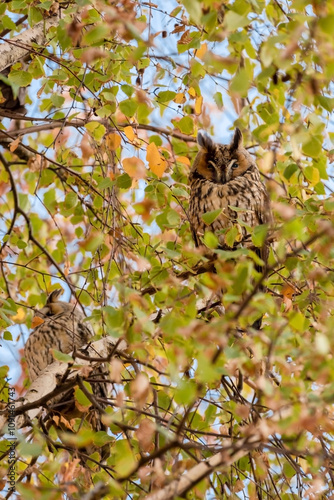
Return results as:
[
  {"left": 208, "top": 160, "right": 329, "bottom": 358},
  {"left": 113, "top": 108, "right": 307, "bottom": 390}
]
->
[
  {"left": 176, "top": 155, "right": 190, "bottom": 166},
  {"left": 10, "top": 137, "right": 21, "bottom": 152},
  {"left": 146, "top": 143, "right": 167, "bottom": 178},
  {"left": 122, "top": 157, "right": 147, "bottom": 179},
  {"left": 174, "top": 93, "right": 186, "bottom": 104},
  {"left": 106, "top": 133, "right": 121, "bottom": 151},
  {"left": 196, "top": 43, "right": 207, "bottom": 60},
  {"left": 282, "top": 283, "right": 296, "bottom": 312},
  {"left": 31, "top": 316, "right": 45, "bottom": 328},
  {"left": 282, "top": 284, "right": 295, "bottom": 300},
  {"left": 124, "top": 126, "right": 135, "bottom": 142}
]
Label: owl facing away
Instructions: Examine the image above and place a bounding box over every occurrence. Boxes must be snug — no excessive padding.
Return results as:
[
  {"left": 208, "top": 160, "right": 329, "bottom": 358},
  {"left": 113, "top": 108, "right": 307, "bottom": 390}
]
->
[
  {"left": 188, "top": 128, "right": 272, "bottom": 251},
  {"left": 24, "top": 289, "right": 107, "bottom": 429}
]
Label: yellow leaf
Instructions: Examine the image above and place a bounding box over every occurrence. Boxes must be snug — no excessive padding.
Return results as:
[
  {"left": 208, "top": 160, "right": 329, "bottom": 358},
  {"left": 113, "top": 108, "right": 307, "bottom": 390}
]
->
[
  {"left": 188, "top": 87, "right": 196, "bottom": 97},
  {"left": 146, "top": 143, "right": 167, "bottom": 178},
  {"left": 124, "top": 126, "right": 135, "bottom": 142},
  {"left": 174, "top": 93, "right": 186, "bottom": 104},
  {"left": 12, "top": 307, "right": 26, "bottom": 322},
  {"left": 176, "top": 156, "right": 190, "bottom": 166},
  {"left": 196, "top": 43, "right": 207, "bottom": 60},
  {"left": 106, "top": 133, "right": 121, "bottom": 151},
  {"left": 195, "top": 95, "right": 203, "bottom": 115},
  {"left": 122, "top": 157, "right": 147, "bottom": 179}
]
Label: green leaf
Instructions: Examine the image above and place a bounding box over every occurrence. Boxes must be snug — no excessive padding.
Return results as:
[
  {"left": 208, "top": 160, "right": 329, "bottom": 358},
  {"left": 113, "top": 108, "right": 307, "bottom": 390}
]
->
[
  {"left": 84, "top": 233, "right": 104, "bottom": 252},
  {"left": 203, "top": 231, "right": 219, "bottom": 248},
  {"left": 302, "top": 136, "right": 322, "bottom": 158},
  {"left": 289, "top": 311, "right": 306, "bottom": 332},
  {"left": 17, "top": 240, "right": 27, "bottom": 249},
  {"left": 201, "top": 209, "right": 222, "bottom": 225},
  {"left": 51, "top": 94, "right": 65, "bottom": 107},
  {"left": 103, "top": 306, "right": 124, "bottom": 330},
  {"left": 213, "top": 91, "right": 224, "bottom": 110},
  {"left": 74, "top": 384, "right": 93, "bottom": 410},
  {"left": 252, "top": 224, "right": 268, "bottom": 247},
  {"left": 137, "top": 58, "right": 150, "bottom": 69},
  {"left": 157, "top": 91, "right": 177, "bottom": 102},
  {"left": 3, "top": 331, "right": 12, "bottom": 341},
  {"left": 303, "top": 166, "right": 320, "bottom": 185},
  {"left": 96, "top": 176, "right": 114, "bottom": 189},
  {"left": 113, "top": 440, "right": 136, "bottom": 476},
  {"left": 2, "top": 15, "right": 16, "bottom": 30},
  {"left": 225, "top": 225, "right": 239, "bottom": 247},
  {"left": 319, "top": 14, "right": 334, "bottom": 34},
  {"left": 182, "top": 0, "right": 202, "bottom": 23},
  {"left": 44, "top": 189, "right": 57, "bottom": 211},
  {"left": 224, "top": 11, "right": 250, "bottom": 30},
  {"left": 18, "top": 441, "right": 43, "bottom": 458},
  {"left": 174, "top": 379, "right": 197, "bottom": 404},
  {"left": 116, "top": 173, "right": 132, "bottom": 189},
  {"left": 172, "top": 116, "right": 194, "bottom": 134},
  {"left": 119, "top": 99, "right": 138, "bottom": 117},
  {"left": 93, "top": 431, "right": 114, "bottom": 447},
  {"left": 8, "top": 70, "right": 32, "bottom": 87},
  {"left": 64, "top": 192, "right": 78, "bottom": 209},
  {"left": 51, "top": 349, "right": 74, "bottom": 363},
  {"left": 121, "top": 84, "right": 134, "bottom": 97},
  {"left": 85, "top": 122, "right": 106, "bottom": 141},
  {"left": 229, "top": 68, "right": 250, "bottom": 97},
  {"left": 82, "top": 24, "right": 110, "bottom": 45},
  {"left": 284, "top": 163, "right": 298, "bottom": 180}
]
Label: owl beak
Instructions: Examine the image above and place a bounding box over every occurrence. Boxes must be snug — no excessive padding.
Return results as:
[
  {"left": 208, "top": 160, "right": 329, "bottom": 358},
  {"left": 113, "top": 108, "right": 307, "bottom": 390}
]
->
[{"left": 220, "top": 170, "right": 226, "bottom": 184}]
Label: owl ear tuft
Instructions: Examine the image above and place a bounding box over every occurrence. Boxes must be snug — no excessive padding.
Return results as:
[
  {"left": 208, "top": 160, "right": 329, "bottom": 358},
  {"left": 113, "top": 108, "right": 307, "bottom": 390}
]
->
[
  {"left": 197, "top": 131, "right": 215, "bottom": 152},
  {"left": 230, "top": 128, "right": 243, "bottom": 150},
  {"left": 47, "top": 289, "right": 64, "bottom": 304}
]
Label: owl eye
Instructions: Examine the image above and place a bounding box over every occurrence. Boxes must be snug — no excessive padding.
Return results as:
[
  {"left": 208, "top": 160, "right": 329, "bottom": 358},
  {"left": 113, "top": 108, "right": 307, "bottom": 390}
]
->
[
  {"left": 208, "top": 161, "right": 216, "bottom": 170},
  {"left": 231, "top": 161, "right": 239, "bottom": 169}
]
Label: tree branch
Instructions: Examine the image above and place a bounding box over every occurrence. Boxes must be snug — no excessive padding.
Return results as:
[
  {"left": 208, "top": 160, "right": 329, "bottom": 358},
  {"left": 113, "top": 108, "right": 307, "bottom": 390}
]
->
[
  {"left": 0, "top": 337, "right": 127, "bottom": 432},
  {"left": 0, "top": 16, "right": 59, "bottom": 72},
  {"left": 146, "top": 434, "right": 263, "bottom": 500}
]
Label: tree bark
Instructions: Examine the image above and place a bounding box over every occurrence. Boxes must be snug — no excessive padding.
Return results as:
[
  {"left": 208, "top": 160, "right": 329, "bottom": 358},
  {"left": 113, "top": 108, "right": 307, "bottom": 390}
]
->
[{"left": 0, "top": 16, "right": 59, "bottom": 72}]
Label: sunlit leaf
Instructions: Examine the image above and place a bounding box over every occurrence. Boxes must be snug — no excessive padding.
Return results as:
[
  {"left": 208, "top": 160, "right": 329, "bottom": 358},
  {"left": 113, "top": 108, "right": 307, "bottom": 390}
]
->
[
  {"left": 123, "top": 126, "right": 135, "bottom": 141},
  {"left": 106, "top": 133, "right": 121, "bottom": 151},
  {"left": 122, "top": 157, "right": 146, "bottom": 179},
  {"left": 146, "top": 142, "right": 167, "bottom": 177}
]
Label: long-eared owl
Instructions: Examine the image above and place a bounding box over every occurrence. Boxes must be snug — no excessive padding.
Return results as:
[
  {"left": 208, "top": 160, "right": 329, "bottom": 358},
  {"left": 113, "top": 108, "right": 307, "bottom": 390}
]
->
[
  {"left": 188, "top": 128, "right": 272, "bottom": 251},
  {"left": 24, "top": 289, "right": 107, "bottom": 429}
]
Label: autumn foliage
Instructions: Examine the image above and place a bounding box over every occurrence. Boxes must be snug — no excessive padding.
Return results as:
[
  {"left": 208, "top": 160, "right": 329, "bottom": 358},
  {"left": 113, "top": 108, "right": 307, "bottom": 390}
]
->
[{"left": 1, "top": 0, "right": 334, "bottom": 498}]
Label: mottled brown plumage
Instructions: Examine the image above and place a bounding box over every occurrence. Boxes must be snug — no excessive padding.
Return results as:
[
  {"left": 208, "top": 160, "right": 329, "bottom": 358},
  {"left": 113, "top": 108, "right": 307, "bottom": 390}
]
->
[
  {"left": 25, "top": 289, "right": 107, "bottom": 430},
  {"left": 189, "top": 129, "right": 272, "bottom": 250},
  {"left": 25, "top": 289, "right": 94, "bottom": 381}
]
